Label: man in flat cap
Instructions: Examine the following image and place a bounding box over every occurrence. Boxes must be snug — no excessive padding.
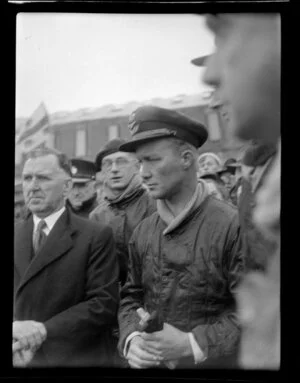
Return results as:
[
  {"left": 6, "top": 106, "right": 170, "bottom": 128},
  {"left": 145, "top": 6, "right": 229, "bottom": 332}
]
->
[
  {"left": 217, "top": 159, "right": 242, "bottom": 206},
  {"left": 90, "top": 138, "right": 156, "bottom": 367},
  {"left": 195, "top": 13, "right": 281, "bottom": 369},
  {"left": 67, "top": 158, "right": 98, "bottom": 218},
  {"left": 117, "top": 105, "right": 245, "bottom": 369}
]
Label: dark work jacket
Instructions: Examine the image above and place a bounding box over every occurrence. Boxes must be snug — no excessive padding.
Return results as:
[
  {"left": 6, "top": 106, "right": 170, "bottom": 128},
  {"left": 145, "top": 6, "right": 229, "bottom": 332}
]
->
[
  {"left": 238, "top": 159, "right": 278, "bottom": 272},
  {"left": 229, "top": 177, "right": 243, "bottom": 207},
  {"left": 90, "top": 187, "right": 156, "bottom": 285},
  {"left": 66, "top": 194, "right": 98, "bottom": 219},
  {"left": 118, "top": 196, "right": 245, "bottom": 366},
  {"left": 14, "top": 207, "right": 119, "bottom": 367}
]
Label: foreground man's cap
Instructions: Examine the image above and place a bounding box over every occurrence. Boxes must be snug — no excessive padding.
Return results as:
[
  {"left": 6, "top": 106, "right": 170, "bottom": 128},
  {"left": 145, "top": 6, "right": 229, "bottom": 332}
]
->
[
  {"left": 190, "top": 54, "right": 210, "bottom": 67},
  {"left": 70, "top": 158, "right": 96, "bottom": 183},
  {"left": 119, "top": 105, "right": 208, "bottom": 152}
]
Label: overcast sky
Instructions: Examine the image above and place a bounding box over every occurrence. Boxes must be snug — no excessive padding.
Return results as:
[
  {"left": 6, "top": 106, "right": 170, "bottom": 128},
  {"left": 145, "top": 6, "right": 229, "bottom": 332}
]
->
[{"left": 16, "top": 13, "right": 214, "bottom": 119}]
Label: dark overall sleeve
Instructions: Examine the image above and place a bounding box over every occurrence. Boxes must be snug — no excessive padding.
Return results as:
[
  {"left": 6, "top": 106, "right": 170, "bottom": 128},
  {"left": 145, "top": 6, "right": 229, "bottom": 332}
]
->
[
  {"left": 117, "top": 230, "right": 145, "bottom": 354},
  {"left": 191, "top": 214, "right": 245, "bottom": 360},
  {"left": 43, "top": 225, "right": 119, "bottom": 361}
]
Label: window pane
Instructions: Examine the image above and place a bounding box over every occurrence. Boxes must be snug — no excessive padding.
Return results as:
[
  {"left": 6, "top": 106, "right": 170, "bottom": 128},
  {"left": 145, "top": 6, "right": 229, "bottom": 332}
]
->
[
  {"left": 207, "top": 111, "right": 221, "bottom": 141},
  {"left": 108, "top": 125, "right": 119, "bottom": 141},
  {"left": 76, "top": 130, "right": 86, "bottom": 156}
]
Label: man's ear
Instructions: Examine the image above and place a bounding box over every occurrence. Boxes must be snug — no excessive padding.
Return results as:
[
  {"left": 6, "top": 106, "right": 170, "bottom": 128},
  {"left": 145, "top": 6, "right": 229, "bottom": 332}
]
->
[
  {"left": 63, "top": 178, "right": 73, "bottom": 198},
  {"left": 131, "top": 158, "right": 140, "bottom": 173},
  {"left": 181, "top": 150, "right": 194, "bottom": 170}
]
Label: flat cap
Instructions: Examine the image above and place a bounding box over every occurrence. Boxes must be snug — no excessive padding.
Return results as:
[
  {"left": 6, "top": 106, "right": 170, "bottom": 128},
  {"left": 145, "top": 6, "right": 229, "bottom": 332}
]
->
[
  {"left": 217, "top": 158, "right": 241, "bottom": 176},
  {"left": 70, "top": 158, "right": 96, "bottom": 183},
  {"left": 119, "top": 105, "right": 208, "bottom": 152},
  {"left": 95, "top": 138, "right": 127, "bottom": 171},
  {"left": 224, "top": 158, "right": 240, "bottom": 167},
  {"left": 199, "top": 172, "right": 220, "bottom": 181}
]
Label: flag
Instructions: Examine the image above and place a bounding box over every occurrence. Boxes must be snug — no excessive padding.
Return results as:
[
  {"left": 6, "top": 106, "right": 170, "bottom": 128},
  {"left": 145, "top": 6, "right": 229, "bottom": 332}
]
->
[{"left": 16, "top": 103, "right": 53, "bottom": 154}]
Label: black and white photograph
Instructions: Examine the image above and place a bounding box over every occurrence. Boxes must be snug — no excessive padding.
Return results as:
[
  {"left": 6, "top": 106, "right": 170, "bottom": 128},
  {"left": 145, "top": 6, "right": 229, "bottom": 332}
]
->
[{"left": 12, "top": 7, "right": 281, "bottom": 375}]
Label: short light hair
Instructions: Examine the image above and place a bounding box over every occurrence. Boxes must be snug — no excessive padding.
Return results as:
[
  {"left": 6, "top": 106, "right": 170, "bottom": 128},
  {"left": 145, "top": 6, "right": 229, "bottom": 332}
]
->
[{"left": 24, "top": 147, "right": 72, "bottom": 177}]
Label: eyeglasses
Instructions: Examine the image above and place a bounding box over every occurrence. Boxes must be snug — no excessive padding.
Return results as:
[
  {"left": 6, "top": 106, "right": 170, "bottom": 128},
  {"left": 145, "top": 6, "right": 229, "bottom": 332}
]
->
[{"left": 101, "top": 158, "right": 131, "bottom": 172}]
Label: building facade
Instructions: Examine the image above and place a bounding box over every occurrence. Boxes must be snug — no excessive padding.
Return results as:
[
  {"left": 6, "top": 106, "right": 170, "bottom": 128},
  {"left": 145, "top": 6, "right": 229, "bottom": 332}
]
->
[
  {"left": 50, "top": 93, "right": 244, "bottom": 161},
  {"left": 15, "top": 93, "right": 245, "bottom": 208}
]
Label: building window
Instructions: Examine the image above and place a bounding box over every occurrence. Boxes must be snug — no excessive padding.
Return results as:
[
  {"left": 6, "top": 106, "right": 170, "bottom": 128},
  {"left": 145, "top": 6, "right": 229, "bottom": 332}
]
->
[
  {"left": 75, "top": 129, "right": 86, "bottom": 157},
  {"left": 108, "top": 125, "right": 120, "bottom": 141},
  {"left": 207, "top": 111, "right": 221, "bottom": 141}
]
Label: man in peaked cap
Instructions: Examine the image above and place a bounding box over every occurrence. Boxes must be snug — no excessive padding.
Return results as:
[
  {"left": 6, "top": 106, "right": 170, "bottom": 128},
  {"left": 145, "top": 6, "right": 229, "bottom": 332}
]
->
[
  {"left": 67, "top": 158, "right": 98, "bottom": 218},
  {"left": 217, "top": 158, "right": 242, "bottom": 206},
  {"left": 118, "top": 105, "right": 245, "bottom": 369}
]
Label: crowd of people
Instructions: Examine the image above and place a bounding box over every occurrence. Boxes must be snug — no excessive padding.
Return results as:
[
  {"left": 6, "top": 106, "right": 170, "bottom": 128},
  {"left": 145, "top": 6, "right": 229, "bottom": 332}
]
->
[{"left": 13, "top": 13, "right": 281, "bottom": 370}]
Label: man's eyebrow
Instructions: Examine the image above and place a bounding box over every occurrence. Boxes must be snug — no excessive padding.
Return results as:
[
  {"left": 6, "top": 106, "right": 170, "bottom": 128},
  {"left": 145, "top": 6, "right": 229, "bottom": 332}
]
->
[{"left": 23, "top": 171, "right": 53, "bottom": 177}]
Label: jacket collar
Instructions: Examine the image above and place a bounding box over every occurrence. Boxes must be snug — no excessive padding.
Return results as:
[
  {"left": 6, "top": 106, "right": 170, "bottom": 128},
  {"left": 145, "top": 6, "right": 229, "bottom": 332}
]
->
[
  {"left": 66, "top": 193, "right": 98, "bottom": 214},
  {"left": 157, "top": 180, "right": 209, "bottom": 235}
]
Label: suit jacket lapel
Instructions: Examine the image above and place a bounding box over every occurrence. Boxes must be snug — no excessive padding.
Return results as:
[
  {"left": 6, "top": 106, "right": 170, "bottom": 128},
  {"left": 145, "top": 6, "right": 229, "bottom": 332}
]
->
[
  {"left": 16, "top": 208, "right": 76, "bottom": 295},
  {"left": 14, "top": 216, "right": 34, "bottom": 283}
]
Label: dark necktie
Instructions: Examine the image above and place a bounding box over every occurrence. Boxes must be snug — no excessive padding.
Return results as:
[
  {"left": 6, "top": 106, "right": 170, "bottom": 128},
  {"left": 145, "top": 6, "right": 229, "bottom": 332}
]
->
[{"left": 33, "top": 220, "right": 47, "bottom": 255}]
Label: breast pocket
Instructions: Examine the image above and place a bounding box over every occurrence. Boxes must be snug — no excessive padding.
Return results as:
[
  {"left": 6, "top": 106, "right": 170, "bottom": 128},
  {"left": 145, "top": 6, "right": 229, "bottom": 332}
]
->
[{"left": 163, "top": 239, "right": 194, "bottom": 271}]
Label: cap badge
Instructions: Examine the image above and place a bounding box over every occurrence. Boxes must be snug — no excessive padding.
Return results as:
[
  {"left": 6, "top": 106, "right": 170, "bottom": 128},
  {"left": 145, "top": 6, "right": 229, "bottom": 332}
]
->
[
  {"left": 128, "top": 112, "right": 139, "bottom": 136},
  {"left": 129, "top": 111, "right": 136, "bottom": 124},
  {"left": 71, "top": 166, "right": 78, "bottom": 175}
]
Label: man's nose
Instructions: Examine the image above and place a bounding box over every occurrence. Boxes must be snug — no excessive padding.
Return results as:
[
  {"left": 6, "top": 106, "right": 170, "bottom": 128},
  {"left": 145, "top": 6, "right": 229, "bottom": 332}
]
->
[
  {"left": 110, "top": 161, "right": 119, "bottom": 172},
  {"left": 202, "top": 52, "right": 220, "bottom": 88},
  {"left": 29, "top": 178, "right": 40, "bottom": 190},
  {"left": 72, "top": 186, "right": 81, "bottom": 194},
  {"left": 139, "top": 163, "right": 151, "bottom": 180}
]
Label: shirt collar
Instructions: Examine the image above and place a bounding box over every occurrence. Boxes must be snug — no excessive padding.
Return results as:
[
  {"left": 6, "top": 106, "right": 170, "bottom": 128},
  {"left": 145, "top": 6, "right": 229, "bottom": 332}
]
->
[{"left": 33, "top": 206, "right": 66, "bottom": 233}]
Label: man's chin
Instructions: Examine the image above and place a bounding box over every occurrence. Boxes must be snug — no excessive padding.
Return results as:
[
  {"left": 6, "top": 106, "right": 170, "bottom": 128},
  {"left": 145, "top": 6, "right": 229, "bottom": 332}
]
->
[
  {"left": 69, "top": 201, "right": 83, "bottom": 209},
  {"left": 147, "top": 190, "right": 162, "bottom": 200},
  {"left": 27, "top": 202, "right": 43, "bottom": 212},
  {"left": 27, "top": 205, "right": 47, "bottom": 217},
  {"left": 109, "top": 182, "right": 127, "bottom": 191}
]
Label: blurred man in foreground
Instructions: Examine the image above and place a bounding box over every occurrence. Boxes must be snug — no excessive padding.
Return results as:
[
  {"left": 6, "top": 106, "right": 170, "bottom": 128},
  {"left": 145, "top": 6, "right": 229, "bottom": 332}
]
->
[{"left": 199, "top": 13, "right": 281, "bottom": 369}]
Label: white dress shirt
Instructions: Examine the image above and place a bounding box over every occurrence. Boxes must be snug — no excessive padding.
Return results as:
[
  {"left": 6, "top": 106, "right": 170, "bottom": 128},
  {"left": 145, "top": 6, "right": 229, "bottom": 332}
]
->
[{"left": 32, "top": 206, "right": 66, "bottom": 238}]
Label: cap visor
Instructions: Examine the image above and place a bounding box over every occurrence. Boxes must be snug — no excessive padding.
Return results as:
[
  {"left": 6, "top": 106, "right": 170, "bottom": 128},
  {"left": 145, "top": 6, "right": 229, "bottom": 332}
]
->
[
  {"left": 200, "top": 173, "right": 218, "bottom": 180},
  {"left": 119, "top": 134, "right": 174, "bottom": 152},
  {"left": 72, "top": 178, "right": 91, "bottom": 183},
  {"left": 191, "top": 55, "right": 210, "bottom": 67}
]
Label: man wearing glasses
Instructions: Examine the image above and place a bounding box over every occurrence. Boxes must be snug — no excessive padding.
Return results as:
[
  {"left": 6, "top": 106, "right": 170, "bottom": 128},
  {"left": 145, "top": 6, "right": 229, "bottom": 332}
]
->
[{"left": 90, "top": 138, "right": 156, "bottom": 287}]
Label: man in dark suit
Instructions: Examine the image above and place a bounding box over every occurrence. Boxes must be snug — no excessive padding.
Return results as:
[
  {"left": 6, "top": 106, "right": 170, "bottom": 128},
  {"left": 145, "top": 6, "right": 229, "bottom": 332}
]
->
[{"left": 13, "top": 147, "right": 119, "bottom": 367}]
